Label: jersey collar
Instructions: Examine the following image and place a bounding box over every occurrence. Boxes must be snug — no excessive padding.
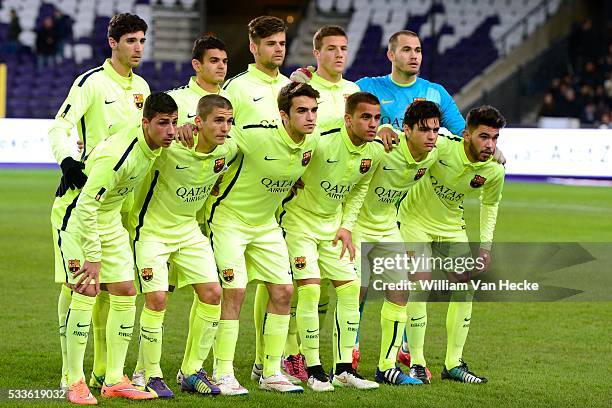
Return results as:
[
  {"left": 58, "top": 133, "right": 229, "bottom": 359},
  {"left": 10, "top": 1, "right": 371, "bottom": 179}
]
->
[
  {"left": 399, "top": 132, "right": 417, "bottom": 164},
  {"left": 248, "top": 63, "right": 283, "bottom": 84},
  {"left": 103, "top": 59, "right": 134, "bottom": 90},
  {"left": 188, "top": 76, "right": 221, "bottom": 96},
  {"left": 137, "top": 126, "right": 163, "bottom": 159},
  {"left": 388, "top": 74, "right": 417, "bottom": 88},
  {"left": 460, "top": 139, "right": 491, "bottom": 167},
  {"left": 311, "top": 72, "right": 342, "bottom": 89},
  {"left": 341, "top": 125, "right": 367, "bottom": 154},
  {"left": 278, "top": 123, "right": 305, "bottom": 149}
]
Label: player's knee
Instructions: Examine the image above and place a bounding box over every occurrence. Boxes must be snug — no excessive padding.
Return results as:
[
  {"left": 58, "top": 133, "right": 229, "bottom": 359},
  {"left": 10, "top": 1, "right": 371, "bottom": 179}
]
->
[
  {"left": 272, "top": 284, "right": 294, "bottom": 307},
  {"left": 198, "top": 284, "right": 221, "bottom": 305},
  {"left": 145, "top": 292, "right": 167, "bottom": 311}
]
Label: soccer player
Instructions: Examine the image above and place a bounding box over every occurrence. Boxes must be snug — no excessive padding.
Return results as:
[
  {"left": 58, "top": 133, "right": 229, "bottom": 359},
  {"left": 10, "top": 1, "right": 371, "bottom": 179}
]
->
[
  {"left": 351, "top": 100, "right": 453, "bottom": 385},
  {"left": 398, "top": 105, "right": 506, "bottom": 384},
  {"left": 51, "top": 92, "right": 176, "bottom": 404},
  {"left": 129, "top": 95, "right": 237, "bottom": 398},
  {"left": 356, "top": 30, "right": 465, "bottom": 141},
  {"left": 222, "top": 15, "right": 290, "bottom": 126},
  {"left": 282, "top": 24, "right": 360, "bottom": 382},
  {"left": 48, "top": 12, "right": 150, "bottom": 390},
  {"left": 280, "top": 92, "right": 383, "bottom": 391},
  {"left": 207, "top": 82, "right": 319, "bottom": 394}
]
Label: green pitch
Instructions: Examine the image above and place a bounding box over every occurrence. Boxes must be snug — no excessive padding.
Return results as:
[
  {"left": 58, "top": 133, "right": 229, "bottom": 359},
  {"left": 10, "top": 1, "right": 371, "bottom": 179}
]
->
[{"left": 0, "top": 169, "right": 610, "bottom": 407}]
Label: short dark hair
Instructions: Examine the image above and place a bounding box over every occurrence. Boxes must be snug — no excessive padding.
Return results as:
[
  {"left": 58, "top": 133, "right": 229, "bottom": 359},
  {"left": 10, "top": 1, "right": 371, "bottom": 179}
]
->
[
  {"left": 403, "top": 100, "right": 442, "bottom": 129},
  {"left": 143, "top": 92, "right": 178, "bottom": 121},
  {"left": 192, "top": 35, "right": 227, "bottom": 62},
  {"left": 248, "top": 15, "right": 286, "bottom": 44},
  {"left": 345, "top": 92, "right": 380, "bottom": 115},
  {"left": 197, "top": 94, "right": 233, "bottom": 120},
  {"left": 277, "top": 82, "right": 320, "bottom": 115},
  {"left": 108, "top": 13, "right": 148, "bottom": 41},
  {"left": 388, "top": 30, "right": 418, "bottom": 51},
  {"left": 466, "top": 105, "right": 506, "bottom": 132},
  {"left": 313, "top": 25, "right": 347, "bottom": 50}
]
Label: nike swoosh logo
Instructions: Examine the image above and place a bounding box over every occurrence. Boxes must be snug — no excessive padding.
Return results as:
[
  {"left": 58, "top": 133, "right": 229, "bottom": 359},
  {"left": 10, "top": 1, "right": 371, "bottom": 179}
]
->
[
  {"left": 438, "top": 160, "right": 450, "bottom": 167},
  {"left": 383, "top": 166, "right": 396, "bottom": 171},
  {"left": 104, "top": 100, "right": 115, "bottom": 104},
  {"left": 176, "top": 165, "right": 189, "bottom": 169},
  {"left": 141, "top": 328, "right": 157, "bottom": 333},
  {"left": 381, "top": 99, "right": 394, "bottom": 104},
  {"left": 464, "top": 317, "right": 471, "bottom": 322},
  {"left": 326, "top": 159, "right": 339, "bottom": 163},
  {"left": 187, "top": 113, "right": 196, "bottom": 118},
  {"left": 347, "top": 321, "right": 359, "bottom": 325},
  {"left": 306, "top": 329, "right": 318, "bottom": 333},
  {"left": 120, "top": 324, "right": 134, "bottom": 330},
  {"left": 411, "top": 316, "right": 425, "bottom": 321},
  {"left": 129, "top": 176, "right": 137, "bottom": 179},
  {"left": 76, "top": 323, "right": 90, "bottom": 328},
  {"left": 253, "top": 97, "right": 264, "bottom": 102},
  {"left": 264, "top": 156, "right": 279, "bottom": 161}
]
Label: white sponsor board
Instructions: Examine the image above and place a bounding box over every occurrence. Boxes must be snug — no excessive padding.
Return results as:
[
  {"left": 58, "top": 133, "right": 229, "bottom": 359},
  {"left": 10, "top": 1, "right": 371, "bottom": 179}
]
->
[
  {"left": 496, "top": 128, "right": 612, "bottom": 178},
  {"left": 1, "top": 119, "right": 611, "bottom": 178},
  {"left": 0, "top": 119, "right": 78, "bottom": 165}
]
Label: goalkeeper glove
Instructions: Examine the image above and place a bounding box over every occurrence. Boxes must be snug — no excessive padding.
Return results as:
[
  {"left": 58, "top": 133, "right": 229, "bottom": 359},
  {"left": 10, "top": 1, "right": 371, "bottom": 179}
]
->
[{"left": 59, "top": 157, "right": 87, "bottom": 191}]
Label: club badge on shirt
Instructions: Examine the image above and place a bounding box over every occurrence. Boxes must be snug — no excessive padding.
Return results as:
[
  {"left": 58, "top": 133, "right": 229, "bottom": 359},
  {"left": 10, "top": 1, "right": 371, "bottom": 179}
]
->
[
  {"left": 360, "top": 159, "right": 372, "bottom": 174},
  {"left": 302, "top": 150, "right": 312, "bottom": 166},
  {"left": 214, "top": 157, "right": 225, "bottom": 173},
  {"left": 470, "top": 174, "right": 487, "bottom": 188},
  {"left": 133, "top": 94, "right": 144, "bottom": 109},
  {"left": 414, "top": 167, "right": 427, "bottom": 181}
]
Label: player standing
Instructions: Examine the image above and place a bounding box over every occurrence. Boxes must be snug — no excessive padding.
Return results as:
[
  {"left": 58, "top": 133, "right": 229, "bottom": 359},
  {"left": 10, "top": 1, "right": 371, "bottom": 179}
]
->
[
  {"left": 48, "top": 13, "right": 150, "bottom": 390},
  {"left": 207, "top": 82, "right": 319, "bottom": 394},
  {"left": 398, "top": 105, "right": 506, "bottom": 384},
  {"left": 51, "top": 93, "right": 176, "bottom": 404},
  {"left": 280, "top": 92, "right": 383, "bottom": 391},
  {"left": 129, "top": 95, "right": 237, "bottom": 398}
]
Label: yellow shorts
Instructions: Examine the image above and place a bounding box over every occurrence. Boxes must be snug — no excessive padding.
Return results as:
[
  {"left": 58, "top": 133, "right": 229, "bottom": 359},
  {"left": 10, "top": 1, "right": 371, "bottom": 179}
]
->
[
  {"left": 284, "top": 230, "right": 356, "bottom": 282},
  {"left": 210, "top": 218, "right": 292, "bottom": 289},
  {"left": 134, "top": 233, "right": 218, "bottom": 294},
  {"left": 352, "top": 226, "right": 407, "bottom": 287},
  {"left": 398, "top": 218, "right": 470, "bottom": 273},
  {"left": 53, "top": 227, "right": 134, "bottom": 284}
]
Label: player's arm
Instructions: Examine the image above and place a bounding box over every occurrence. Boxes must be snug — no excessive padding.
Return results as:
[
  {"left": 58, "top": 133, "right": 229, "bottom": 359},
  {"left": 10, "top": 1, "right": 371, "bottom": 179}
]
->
[
  {"left": 437, "top": 85, "right": 466, "bottom": 135},
  {"left": 479, "top": 168, "right": 505, "bottom": 251},
  {"left": 73, "top": 154, "right": 119, "bottom": 263},
  {"left": 340, "top": 156, "right": 381, "bottom": 232}
]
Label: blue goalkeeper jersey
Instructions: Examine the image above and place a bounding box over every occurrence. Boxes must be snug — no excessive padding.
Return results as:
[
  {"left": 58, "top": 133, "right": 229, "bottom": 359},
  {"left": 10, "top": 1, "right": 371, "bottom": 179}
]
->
[{"left": 356, "top": 75, "right": 465, "bottom": 134}]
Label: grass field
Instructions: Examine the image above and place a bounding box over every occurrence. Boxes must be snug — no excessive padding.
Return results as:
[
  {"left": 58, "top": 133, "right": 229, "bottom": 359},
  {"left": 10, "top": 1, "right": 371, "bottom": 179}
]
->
[{"left": 1, "top": 169, "right": 611, "bottom": 407}]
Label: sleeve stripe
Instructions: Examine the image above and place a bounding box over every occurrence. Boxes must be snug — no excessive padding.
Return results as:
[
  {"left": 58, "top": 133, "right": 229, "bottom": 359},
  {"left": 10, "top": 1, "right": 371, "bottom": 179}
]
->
[
  {"left": 242, "top": 124, "right": 278, "bottom": 129},
  {"left": 277, "top": 190, "right": 296, "bottom": 227},
  {"left": 61, "top": 193, "right": 81, "bottom": 231},
  {"left": 208, "top": 154, "right": 244, "bottom": 225},
  {"left": 61, "top": 104, "right": 71, "bottom": 117},
  {"left": 133, "top": 170, "right": 160, "bottom": 242},
  {"left": 77, "top": 66, "right": 104, "bottom": 87},
  {"left": 113, "top": 138, "right": 138, "bottom": 171},
  {"left": 79, "top": 116, "right": 87, "bottom": 160},
  {"left": 222, "top": 70, "right": 248, "bottom": 90},
  {"left": 321, "top": 128, "right": 341, "bottom": 136}
]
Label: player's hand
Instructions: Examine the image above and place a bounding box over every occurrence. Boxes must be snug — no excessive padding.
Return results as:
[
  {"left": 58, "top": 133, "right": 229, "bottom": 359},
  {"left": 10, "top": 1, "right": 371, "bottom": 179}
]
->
[
  {"left": 73, "top": 261, "right": 101, "bottom": 295},
  {"left": 60, "top": 157, "right": 88, "bottom": 190},
  {"left": 474, "top": 248, "right": 492, "bottom": 275},
  {"left": 289, "top": 66, "right": 315, "bottom": 83},
  {"left": 76, "top": 139, "right": 84, "bottom": 154},
  {"left": 291, "top": 178, "right": 305, "bottom": 195},
  {"left": 332, "top": 228, "right": 355, "bottom": 261},
  {"left": 211, "top": 174, "right": 224, "bottom": 196},
  {"left": 176, "top": 124, "right": 196, "bottom": 148},
  {"left": 492, "top": 148, "right": 506, "bottom": 165},
  {"left": 378, "top": 127, "right": 399, "bottom": 152}
]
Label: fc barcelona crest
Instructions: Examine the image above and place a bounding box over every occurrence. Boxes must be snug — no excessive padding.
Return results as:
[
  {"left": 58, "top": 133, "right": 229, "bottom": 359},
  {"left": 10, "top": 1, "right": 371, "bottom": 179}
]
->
[
  {"left": 294, "top": 256, "right": 306, "bottom": 270},
  {"left": 214, "top": 157, "right": 225, "bottom": 173},
  {"left": 68, "top": 259, "right": 81, "bottom": 273},
  {"left": 302, "top": 150, "right": 312, "bottom": 166},
  {"left": 222, "top": 268, "right": 234, "bottom": 283},
  {"left": 414, "top": 167, "right": 427, "bottom": 181},
  {"left": 470, "top": 174, "right": 487, "bottom": 188},
  {"left": 360, "top": 158, "right": 372, "bottom": 174},
  {"left": 133, "top": 93, "right": 144, "bottom": 109},
  {"left": 141, "top": 268, "right": 153, "bottom": 282}
]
